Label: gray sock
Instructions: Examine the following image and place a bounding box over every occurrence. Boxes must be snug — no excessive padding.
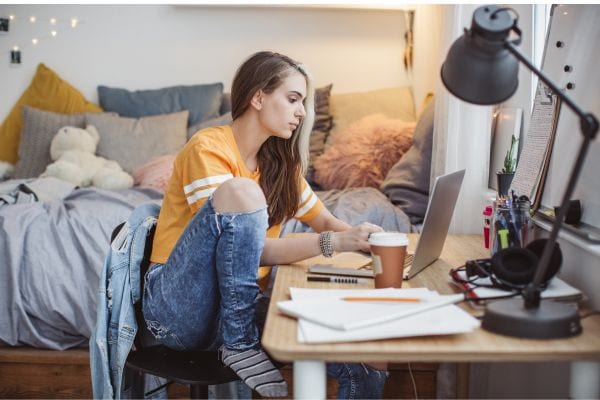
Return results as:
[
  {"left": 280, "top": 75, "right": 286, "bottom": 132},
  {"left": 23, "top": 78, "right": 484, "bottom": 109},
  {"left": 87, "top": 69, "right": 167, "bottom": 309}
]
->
[{"left": 219, "top": 346, "right": 287, "bottom": 398}]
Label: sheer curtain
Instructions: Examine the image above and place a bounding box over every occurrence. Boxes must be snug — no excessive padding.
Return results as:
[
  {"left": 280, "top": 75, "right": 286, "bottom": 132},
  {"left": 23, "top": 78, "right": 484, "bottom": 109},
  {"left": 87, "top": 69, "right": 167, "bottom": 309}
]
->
[{"left": 430, "top": 4, "right": 493, "bottom": 234}]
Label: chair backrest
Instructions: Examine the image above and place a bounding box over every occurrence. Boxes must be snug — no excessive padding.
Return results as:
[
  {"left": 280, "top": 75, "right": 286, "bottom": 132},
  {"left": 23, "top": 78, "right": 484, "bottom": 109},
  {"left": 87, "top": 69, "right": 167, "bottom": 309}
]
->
[{"left": 110, "top": 222, "right": 158, "bottom": 349}]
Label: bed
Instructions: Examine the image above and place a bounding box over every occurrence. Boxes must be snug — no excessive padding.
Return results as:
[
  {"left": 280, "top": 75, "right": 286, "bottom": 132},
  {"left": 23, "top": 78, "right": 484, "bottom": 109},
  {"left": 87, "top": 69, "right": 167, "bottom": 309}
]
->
[{"left": 0, "top": 64, "right": 436, "bottom": 397}]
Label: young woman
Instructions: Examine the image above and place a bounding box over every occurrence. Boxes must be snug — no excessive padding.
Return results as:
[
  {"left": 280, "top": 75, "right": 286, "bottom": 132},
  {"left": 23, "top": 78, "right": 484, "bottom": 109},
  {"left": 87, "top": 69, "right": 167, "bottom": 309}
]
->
[{"left": 143, "top": 51, "right": 387, "bottom": 398}]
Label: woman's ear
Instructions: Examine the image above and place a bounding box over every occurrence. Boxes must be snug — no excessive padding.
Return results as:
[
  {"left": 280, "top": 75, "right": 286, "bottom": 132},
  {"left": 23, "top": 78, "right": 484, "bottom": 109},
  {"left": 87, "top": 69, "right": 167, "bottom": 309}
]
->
[{"left": 250, "top": 90, "right": 263, "bottom": 111}]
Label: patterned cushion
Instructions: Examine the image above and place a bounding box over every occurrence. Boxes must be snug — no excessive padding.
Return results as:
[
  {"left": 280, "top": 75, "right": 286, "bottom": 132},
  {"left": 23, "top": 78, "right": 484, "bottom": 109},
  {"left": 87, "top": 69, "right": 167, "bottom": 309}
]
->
[
  {"left": 306, "top": 84, "right": 334, "bottom": 187},
  {"left": 14, "top": 107, "right": 86, "bottom": 178}
]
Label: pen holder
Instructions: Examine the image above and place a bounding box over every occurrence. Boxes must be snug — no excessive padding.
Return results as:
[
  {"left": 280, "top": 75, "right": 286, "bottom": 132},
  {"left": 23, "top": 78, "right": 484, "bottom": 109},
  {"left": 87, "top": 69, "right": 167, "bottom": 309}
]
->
[{"left": 491, "top": 200, "right": 532, "bottom": 255}]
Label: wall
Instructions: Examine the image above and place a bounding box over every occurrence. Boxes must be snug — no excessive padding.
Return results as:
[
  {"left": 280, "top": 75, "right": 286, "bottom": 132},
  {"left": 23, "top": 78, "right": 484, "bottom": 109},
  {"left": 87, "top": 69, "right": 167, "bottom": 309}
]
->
[
  {"left": 412, "top": 5, "right": 442, "bottom": 110},
  {"left": 0, "top": 4, "right": 410, "bottom": 120}
]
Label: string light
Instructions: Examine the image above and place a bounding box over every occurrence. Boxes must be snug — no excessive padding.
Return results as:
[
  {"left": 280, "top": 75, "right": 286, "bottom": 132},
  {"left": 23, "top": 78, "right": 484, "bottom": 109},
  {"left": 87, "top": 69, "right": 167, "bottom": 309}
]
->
[{"left": 7, "top": 13, "right": 83, "bottom": 65}]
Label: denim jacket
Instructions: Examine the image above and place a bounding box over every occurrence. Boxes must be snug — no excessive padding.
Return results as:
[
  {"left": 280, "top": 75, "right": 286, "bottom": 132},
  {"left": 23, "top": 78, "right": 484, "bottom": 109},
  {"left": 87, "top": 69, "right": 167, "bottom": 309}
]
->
[{"left": 90, "top": 203, "right": 160, "bottom": 399}]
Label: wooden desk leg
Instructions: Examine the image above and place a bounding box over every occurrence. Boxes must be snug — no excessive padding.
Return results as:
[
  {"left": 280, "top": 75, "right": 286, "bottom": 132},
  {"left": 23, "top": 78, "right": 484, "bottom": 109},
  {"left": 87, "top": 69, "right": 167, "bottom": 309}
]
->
[
  {"left": 456, "top": 363, "right": 470, "bottom": 398},
  {"left": 570, "top": 361, "right": 600, "bottom": 399},
  {"left": 293, "top": 360, "right": 326, "bottom": 399}
]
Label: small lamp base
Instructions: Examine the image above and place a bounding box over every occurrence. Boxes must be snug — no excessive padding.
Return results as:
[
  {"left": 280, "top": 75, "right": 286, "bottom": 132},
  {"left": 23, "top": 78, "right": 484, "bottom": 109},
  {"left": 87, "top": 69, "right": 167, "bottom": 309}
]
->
[{"left": 481, "top": 298, "right": 582, "bottom": 339}]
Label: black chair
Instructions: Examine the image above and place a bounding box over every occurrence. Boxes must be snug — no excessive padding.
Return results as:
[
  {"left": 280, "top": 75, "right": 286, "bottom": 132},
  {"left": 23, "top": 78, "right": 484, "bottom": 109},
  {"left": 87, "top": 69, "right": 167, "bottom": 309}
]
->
[{"left": 111, "top": 223, "right": 238, "bottom": 399}]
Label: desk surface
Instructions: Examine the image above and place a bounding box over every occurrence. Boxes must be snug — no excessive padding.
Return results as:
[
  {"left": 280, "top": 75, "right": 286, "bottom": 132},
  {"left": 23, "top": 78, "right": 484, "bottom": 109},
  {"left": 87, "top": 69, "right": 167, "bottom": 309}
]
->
[{"left": 262, "top": 234, "right": 600, "bottom": 363}]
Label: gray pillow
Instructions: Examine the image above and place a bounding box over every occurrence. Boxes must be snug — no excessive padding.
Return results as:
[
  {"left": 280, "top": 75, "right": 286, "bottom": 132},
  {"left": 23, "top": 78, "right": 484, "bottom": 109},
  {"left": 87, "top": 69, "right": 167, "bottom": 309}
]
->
[
  {"left": 87, "top": 111, "right": 188, "bottom": 174},
  {"left": 14, "top": 107, "right": 89, "bottom": 178},
  {"left": 381, "top": 100, "right": 435, "bottom": 224},
  {"left": 98, "top": 83, "right": 223, "bottom": 127},
  {"left": 187, "top": 112, "right": 233, "bottom": 140},
  {"left": 220, "top": 93, "right": 232, "bottom": 115}
]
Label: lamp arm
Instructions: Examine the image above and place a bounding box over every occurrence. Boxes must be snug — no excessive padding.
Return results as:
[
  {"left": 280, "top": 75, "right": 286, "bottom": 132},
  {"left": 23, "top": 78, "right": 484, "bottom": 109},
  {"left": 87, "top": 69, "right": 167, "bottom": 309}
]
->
[{"left": 504, "top": 41, "right": 599, "bottom": 308}]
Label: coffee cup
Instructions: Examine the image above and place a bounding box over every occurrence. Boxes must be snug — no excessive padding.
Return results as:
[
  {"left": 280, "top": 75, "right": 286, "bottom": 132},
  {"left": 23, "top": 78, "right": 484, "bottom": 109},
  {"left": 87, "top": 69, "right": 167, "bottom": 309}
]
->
[{"left": 368, "top": 232, "right": 409, "bottom": 288}]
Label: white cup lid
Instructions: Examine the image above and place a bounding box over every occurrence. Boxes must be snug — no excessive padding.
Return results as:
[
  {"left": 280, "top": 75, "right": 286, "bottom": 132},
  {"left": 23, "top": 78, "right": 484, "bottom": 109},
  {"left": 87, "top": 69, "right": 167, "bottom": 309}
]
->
[{"left": 368, "top": 232, "right": 408, "bottom": 246}]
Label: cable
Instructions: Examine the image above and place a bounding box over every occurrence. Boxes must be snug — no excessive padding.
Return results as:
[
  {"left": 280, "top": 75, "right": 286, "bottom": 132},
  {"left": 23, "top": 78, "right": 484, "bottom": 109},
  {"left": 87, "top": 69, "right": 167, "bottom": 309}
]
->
[
  {"left": 579, "top": 310, "right": 600, "bottom": 320},
  {"left": 407, "top": 362, "right": 418, "bottom": 400},
  {"left": 490, "top": 6, "right": 519, "bottom": 24}
]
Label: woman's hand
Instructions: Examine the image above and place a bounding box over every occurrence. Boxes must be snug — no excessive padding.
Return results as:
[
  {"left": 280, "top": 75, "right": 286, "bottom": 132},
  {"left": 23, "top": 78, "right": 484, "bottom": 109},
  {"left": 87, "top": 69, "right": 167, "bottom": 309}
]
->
[{"left": 331, "top": 222, "right": 384, "bottom": 253}]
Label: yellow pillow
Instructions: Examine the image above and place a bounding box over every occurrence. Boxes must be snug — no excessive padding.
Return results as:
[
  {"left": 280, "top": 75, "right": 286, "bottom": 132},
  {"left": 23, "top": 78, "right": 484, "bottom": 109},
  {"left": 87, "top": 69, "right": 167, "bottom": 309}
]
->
[
  {"left": 0, "top": 63, "right": 102, "bottom": 163},
  {"left": 328, "top": 86, "right": 416, "bottom": 146}
]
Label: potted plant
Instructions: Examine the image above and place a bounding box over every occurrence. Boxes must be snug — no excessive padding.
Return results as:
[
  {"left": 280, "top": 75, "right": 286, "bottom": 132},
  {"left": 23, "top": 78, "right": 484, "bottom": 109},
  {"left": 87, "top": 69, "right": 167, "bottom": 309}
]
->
[{"left": 496, "top": 135, "right": 518, "bottom": 197}]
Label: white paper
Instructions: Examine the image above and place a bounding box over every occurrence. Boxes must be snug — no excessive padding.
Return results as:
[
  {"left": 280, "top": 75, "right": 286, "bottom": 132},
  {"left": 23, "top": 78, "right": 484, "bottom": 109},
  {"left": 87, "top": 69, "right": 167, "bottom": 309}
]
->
[
  {"left": 511, "top": 82, "right": 560, "bottom": 206},
  {"left": 280, "top": 287, "right": 479, "bottom": 343},
  {"left": 297, "top": 305, "right": 479, "bottom": 343},
  {"left": 277, "top": 288, "right": 464, "bottom": 331}
]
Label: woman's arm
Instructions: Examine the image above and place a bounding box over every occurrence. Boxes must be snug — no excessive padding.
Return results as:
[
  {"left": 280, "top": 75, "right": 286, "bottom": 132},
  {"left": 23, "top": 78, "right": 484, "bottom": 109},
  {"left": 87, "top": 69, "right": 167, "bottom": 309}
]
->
[
  {"left": 305, "top": 207, "right": 351, "bottom": 232},
  {"left": 260, "top": 209, "right": 383, "bottom": 265}
]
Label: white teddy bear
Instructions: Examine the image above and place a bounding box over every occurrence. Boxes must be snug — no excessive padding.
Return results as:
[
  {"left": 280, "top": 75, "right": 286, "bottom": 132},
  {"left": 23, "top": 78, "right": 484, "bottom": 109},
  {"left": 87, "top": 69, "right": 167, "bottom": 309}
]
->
[{"left": 41, "top": 125, "right": 134, "bottom": 190}]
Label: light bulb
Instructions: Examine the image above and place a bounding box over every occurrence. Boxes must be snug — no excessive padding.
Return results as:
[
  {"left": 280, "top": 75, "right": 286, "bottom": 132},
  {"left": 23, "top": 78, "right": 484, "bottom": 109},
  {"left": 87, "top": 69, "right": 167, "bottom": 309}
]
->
[
  {"left": 32, "top": 38, "right": 38, "bottom": 45},
  {"left": 70, "top": 18, "right": 78, "bottom": 28},
  {"left": 50, "top": 18, "right": 57, "bottom": 25},
  {"left": 9, "top": 15, "right": 15, "bottom": 20},
  {"left": 51, "top": 30, "right": 57, "bottom": 37},
  {"left": 29, "top": 16, "right": 36, "bottom": 23},
  {"left": 13, "top": 46, "right": 19, "bottom": 51}
]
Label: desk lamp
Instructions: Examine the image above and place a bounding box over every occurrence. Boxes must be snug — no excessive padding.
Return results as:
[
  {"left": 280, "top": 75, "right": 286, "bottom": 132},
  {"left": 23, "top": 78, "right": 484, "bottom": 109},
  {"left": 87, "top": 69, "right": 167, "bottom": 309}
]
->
[{"left": 441, "top": 5, "right": 598, "bottom": 338}]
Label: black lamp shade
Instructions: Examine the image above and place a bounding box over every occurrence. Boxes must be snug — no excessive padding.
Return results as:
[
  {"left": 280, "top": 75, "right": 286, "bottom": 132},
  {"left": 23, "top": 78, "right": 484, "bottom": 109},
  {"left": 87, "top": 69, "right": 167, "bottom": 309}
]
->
[{"left": 441, "top": 6, "right": 520, "bottom": 105}]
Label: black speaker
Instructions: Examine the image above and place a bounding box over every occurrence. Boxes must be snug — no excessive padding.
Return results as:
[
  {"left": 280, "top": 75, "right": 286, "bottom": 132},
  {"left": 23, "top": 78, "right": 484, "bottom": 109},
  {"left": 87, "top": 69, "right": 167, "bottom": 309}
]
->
[{"left": 466, "top": 239, "right": 562, "bottom": 289}]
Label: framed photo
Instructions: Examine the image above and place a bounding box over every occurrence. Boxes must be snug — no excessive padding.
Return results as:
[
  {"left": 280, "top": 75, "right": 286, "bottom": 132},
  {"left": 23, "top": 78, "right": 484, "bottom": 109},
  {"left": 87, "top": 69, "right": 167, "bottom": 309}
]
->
[
  {"left": 10, "top": 49, "right": 21, "bottom": 65},
  {"left": 0, "top": 18, "right": 9, "bottom": 34}
]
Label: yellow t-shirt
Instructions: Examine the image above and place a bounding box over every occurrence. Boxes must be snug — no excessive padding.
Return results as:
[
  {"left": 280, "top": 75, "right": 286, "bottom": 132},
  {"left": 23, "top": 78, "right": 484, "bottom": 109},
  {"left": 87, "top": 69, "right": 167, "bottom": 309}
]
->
[{"left": 150, "top": 125, "right": 324, "bottom": 283}]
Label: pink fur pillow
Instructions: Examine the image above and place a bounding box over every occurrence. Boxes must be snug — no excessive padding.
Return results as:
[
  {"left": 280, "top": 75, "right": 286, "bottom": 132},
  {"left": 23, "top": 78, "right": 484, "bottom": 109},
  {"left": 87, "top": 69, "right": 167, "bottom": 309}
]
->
[
  {"left": 313, "top": 114, "right": 414, "bottom": 190},
  {"left": 132, "top": 154, "right": 176, "bottom": 192}
]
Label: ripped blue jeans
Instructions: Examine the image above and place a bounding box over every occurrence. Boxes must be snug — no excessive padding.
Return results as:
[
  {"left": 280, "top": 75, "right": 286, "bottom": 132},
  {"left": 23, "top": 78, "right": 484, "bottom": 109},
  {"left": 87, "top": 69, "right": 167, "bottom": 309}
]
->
[{"left": 142, "top": 198, "right": 387, "bottom": 398}]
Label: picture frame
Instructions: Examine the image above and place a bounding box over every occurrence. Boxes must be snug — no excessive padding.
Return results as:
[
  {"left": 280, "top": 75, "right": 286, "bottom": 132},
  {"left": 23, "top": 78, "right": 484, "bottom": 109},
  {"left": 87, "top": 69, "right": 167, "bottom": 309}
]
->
[{"left": 0, "top": 17, "right": 9, "bottom": 34}]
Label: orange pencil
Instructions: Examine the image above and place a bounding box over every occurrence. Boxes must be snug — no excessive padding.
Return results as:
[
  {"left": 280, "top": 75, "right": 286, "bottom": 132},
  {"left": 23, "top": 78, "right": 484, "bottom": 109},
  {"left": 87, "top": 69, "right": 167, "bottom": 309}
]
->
[{"left": 341, "top": 297, "right": 422, "bottom": 303}]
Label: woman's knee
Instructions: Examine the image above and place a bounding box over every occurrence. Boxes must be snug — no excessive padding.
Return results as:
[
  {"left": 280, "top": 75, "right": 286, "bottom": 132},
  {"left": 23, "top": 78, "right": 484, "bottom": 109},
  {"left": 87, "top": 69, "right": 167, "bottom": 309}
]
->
[{"left": 212, "top": 177, "right": 266, "bottom": 213}]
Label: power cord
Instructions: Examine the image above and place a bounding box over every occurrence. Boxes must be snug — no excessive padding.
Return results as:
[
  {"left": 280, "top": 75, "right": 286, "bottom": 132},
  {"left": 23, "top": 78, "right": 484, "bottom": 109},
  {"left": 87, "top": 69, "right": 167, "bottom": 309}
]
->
[{"left": 407, "top": 362, "right": 418, "bottom": 399}]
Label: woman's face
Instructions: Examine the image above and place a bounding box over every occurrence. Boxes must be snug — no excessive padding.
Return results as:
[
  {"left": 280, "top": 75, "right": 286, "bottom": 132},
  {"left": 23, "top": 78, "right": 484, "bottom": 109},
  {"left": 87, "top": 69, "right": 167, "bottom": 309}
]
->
[{"left": 258, "top": 71, "right": 307, "bottom": 139}]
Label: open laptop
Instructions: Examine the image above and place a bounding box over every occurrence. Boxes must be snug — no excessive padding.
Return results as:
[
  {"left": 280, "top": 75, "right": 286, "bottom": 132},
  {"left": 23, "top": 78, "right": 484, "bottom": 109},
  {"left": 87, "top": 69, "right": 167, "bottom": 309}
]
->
[
  {"left": 308, "top": 169, "right": 465, "bottom": 280},
  {"left": 402, "top": 169, "right": 465, "bottom": 279}
]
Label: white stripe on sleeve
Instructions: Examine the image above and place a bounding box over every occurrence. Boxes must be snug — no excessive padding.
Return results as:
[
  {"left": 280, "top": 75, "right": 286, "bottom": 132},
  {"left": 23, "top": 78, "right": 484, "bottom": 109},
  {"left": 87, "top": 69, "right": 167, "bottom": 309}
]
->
[
  {"left": 186, "top": 187, "right": 217, "bottom": 205},
  {"left": 183, "top": 173, "right": 233, "bottom": 194},
  {"left": 294, "top": 192, "right": 318, "bottom": 218},
  {"left": 300, "top": 185, "right": 312, "bottom": 203}
]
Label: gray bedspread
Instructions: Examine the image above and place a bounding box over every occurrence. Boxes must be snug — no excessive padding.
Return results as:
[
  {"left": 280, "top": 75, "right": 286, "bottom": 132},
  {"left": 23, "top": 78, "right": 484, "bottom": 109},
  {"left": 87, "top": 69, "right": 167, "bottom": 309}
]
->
[
  {"left": 282, "top": 187, "right": 412, "bottom": 235},
  {"left": 0, "top": 184, "right": 162, "bottom": 349},
  {"left": 0, "top": 183, "right": 409, "bottom": 350}
]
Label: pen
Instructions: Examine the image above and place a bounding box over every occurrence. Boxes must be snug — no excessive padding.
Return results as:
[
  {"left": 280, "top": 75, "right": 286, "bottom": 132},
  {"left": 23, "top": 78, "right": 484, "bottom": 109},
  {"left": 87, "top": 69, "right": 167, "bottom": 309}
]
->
[
  {"left": 341, "top": 297, "right": 422, "bottom": 303},
  {"left": 307, "top": 276, "right": 369, "bottom": 284}
]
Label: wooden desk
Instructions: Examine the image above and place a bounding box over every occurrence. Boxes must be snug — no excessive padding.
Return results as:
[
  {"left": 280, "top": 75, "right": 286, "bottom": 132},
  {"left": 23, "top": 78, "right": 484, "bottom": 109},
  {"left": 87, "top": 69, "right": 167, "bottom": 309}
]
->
[{"left": 262, "top": 234, "right": 600, "bottom": 398}]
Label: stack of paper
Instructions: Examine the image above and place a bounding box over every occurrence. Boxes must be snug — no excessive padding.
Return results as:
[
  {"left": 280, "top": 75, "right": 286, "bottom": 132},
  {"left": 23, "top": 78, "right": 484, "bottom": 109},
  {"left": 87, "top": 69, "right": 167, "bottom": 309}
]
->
[{"left": 277, "top": 288, "right": 480, "bottom": 343}]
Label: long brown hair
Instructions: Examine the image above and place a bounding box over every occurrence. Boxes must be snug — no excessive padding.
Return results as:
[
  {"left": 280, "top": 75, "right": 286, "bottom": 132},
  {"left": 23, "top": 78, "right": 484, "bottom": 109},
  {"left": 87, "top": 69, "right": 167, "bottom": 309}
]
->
[{"left": 231, "top": 51, "right": 315, "bottom": 227}]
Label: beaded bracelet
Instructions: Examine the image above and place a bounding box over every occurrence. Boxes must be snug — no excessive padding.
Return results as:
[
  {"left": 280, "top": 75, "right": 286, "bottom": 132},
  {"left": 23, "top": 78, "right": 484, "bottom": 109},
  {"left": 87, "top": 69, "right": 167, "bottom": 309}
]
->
[{"left": 319, "top": 231, "right": 334, "bottom": 258}]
